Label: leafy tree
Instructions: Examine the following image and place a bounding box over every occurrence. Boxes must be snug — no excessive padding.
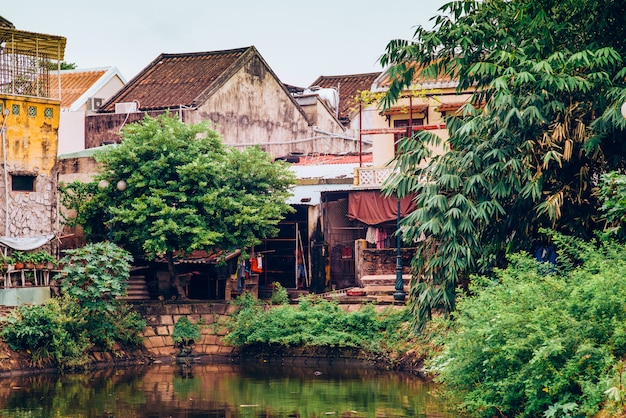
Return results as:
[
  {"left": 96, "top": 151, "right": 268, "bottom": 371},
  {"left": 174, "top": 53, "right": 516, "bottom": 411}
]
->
[
  {"left": 77, "top": 113, "right": 295, "bottom": 298},
  {"left": 379, "top": 0, "right": 626, "bottom": 328}
]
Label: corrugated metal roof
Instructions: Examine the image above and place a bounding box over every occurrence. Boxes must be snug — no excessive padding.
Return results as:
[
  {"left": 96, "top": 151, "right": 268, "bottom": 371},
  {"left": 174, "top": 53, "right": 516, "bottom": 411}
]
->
[
  {"left": 291, "top": 163, "right": 361, "bottom": 181},
  {"left": 0, "top": 27, "right": 66, "bottom": 59},
  {"left": 287, "top": 183, "right": 354, "bottom": 206}
]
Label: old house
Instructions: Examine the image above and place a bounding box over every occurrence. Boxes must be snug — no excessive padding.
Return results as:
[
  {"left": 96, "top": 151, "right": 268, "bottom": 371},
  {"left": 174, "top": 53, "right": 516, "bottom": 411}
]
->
[
  {"left": 0, "top": 20, "right": 66, "bottom": 305},
  {"left": 0, "top": 24, "right": 65, "bottom": 239},
  {"left": 284, "top": 67, "right": 474, "bottom": 298},
  {"left": 86, "top": 46, "right": 354, "bottom": 159},
  {"left": 51, "top": 67, "right": 126, "bottom": 155},
  {"left": 58, "top": 46, "right": 367, "bottom": 300}
]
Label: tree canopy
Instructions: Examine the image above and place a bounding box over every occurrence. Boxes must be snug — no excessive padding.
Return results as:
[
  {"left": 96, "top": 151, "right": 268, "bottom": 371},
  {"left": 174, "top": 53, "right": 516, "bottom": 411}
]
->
[
  {"left": 379, "top": 0, "right": 626, "bottom": 328},
  {"left": 71, "top": 113, "right": 295, "bottom": 297}
]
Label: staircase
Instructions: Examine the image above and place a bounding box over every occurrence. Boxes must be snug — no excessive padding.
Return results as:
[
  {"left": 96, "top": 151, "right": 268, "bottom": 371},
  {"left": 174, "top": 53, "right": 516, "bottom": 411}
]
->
[
  {"left": 318, "top": 274, "right": 411, "bottom": 304},
  {"left": 359, "top": 274, "right": 411, "bottom": 303},
  {"left": 124, "top": 274, "right": 150, "bottom": 301}
]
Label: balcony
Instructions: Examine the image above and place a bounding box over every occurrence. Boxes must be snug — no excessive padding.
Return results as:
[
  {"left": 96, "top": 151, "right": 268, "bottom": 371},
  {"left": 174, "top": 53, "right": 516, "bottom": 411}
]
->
[
  {"left": 354, "top": 166, "right": 393, "bottom": 188},
  {"left": 0, "top": 27, "right": 66, "bottom": 99}
]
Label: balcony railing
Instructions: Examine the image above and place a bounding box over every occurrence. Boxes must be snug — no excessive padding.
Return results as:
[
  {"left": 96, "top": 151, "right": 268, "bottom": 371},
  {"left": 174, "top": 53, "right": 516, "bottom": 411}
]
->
[{"left": 354, "top": 166, "right": 393, "bottom": 187}]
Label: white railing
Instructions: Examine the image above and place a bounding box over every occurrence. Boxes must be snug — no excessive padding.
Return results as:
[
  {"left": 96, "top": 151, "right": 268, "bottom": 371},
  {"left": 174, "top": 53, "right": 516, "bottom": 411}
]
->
[{"left": 354, "top": 166, "right": 393, "bottom": 187}]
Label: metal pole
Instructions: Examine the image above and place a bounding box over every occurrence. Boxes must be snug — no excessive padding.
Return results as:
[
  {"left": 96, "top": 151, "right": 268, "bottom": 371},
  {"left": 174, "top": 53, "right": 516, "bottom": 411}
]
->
[{"left": 394, "top": 198, "right": 405, "bottom": 301}]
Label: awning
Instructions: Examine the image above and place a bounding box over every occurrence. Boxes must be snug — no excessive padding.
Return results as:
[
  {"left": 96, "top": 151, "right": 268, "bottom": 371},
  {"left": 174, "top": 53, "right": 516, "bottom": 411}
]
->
[
  {"left": 347, "top": 191, "right": 416, "bottom": 225},
  {"left": 0, "top": 234, "right": 55, "bottom": 251}
]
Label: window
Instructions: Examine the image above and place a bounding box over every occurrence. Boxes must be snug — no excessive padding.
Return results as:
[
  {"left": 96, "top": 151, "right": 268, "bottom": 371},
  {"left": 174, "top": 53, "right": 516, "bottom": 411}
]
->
[
  {"left": 394, "top": 118, "right": 424, "bottom": 150},
  {"left": 12, "top": 175, "right": 36, "bottom": 192}
]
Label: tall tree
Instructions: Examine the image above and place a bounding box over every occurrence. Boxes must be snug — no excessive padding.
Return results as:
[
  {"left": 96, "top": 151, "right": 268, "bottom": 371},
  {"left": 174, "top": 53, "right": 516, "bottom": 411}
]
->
[
  {"left": 380, "top": 0, "right": 626, "bottom": 328},
  {"left": 76, "top": 113, "right": 295, "bottom": 298}
]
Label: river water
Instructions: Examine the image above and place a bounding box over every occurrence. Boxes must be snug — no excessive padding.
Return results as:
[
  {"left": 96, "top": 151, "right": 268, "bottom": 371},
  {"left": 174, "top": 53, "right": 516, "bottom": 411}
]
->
[{"left": 0, "top": 361, "right": 452, "bottom": 417}]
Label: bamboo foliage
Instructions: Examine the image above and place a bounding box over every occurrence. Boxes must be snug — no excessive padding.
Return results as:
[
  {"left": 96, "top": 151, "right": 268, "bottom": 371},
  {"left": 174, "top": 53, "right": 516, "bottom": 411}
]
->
[{"left": 380, "top": 0, "right": 626, "bottom": 329}]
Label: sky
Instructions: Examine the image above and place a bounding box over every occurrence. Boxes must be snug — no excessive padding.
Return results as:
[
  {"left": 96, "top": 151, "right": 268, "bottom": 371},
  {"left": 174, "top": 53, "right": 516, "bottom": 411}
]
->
[{"left": 3, "top": 0, "right": 448, "bottom": 87}]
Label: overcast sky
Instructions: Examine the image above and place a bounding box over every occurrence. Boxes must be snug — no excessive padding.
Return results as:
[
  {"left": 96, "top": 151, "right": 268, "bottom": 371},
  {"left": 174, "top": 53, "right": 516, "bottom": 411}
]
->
[{"left": 3, "top": 1, "right": 448, "bottom": 87}]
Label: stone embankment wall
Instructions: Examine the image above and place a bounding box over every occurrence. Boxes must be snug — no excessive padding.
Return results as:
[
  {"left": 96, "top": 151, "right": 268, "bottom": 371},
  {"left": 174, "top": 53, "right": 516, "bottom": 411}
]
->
[{"left": 133, "top": 301, "right": 238, "bottom": 359}]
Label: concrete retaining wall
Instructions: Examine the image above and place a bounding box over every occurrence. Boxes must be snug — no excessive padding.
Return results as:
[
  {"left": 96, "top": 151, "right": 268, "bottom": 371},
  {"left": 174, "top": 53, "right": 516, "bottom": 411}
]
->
[{"left": 133, "top": 301, "right": 239, "bottom": 359}]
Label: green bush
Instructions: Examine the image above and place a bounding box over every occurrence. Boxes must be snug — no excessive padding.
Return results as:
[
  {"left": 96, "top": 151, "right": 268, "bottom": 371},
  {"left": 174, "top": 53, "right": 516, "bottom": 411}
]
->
[
  {"left": 1, "top": 296, "right": 90, "bottom": 368},
  {"left": 270, "top": 282, "right": 289, "bottom": 305},
  {"left": 60, "top": 242, "right": 133, "bottom": 307},
  {"left": 1, "top": 242, "right": 146, "bottom": 368},
  {"left": 430, "top": 233, "right": 626, "bottom": 417},
  {"left": 172, "top": 316, "right": 201, "bottom": 346},
  {"left": 223, "top": 293, "right": 413, "bottom": 360}
]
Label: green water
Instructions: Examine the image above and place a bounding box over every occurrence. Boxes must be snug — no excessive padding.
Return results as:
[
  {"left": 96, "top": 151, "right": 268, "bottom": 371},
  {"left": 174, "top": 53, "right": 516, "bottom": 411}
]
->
[{"left": 0, "top": 361, "right": 452, "bottom": 417}]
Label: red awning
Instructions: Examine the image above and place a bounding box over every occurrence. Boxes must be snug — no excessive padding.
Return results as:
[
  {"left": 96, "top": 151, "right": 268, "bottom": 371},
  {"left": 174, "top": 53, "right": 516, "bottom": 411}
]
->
[{"left": 347, "top": 191, "right": 416, "bottom": 225}]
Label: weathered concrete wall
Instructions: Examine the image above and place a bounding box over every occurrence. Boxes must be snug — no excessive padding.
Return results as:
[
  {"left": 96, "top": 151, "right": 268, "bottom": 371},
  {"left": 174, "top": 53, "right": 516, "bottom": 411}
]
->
[
  {"left": 84, "top": 110, "right": 167, "bottom": 149},
  {"left": 190, "top": 56, "right": 356, "bottom": 159},
  {"left": 355, "top": 239, "right": 415, "bottom": 282},
  {"left": 0, "top": 95, "right": 60, "bottom": 238}
]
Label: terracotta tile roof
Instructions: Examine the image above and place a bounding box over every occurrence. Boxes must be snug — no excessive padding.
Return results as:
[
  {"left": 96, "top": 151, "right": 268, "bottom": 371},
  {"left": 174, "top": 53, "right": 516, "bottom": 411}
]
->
[
  {"left": 100, "top": 47, "right": 250, "bottom": 112},
  {"left": 376, "top": 62, "right": 456, "bottom": 89},
  {"left": 309, "top": 73, "right": 381, "bottom": 123},
  {"left": 49, "top": 69, "right": 108, "bottom": 108},
  {"left": 294, "top": 153, "right": 373, "bottom": 166},
  {"left": 382, "top": 104, "right": 429, "bottom": 116}
]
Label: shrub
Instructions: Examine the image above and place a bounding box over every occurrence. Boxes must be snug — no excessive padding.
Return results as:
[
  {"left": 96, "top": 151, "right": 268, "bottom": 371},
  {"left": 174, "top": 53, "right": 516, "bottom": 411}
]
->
[
  {"left": 60, "top": 242, "right": 133, "bottom": 307},
  {"left": 1, "top": 296, "right": 90, "bottom": 368},
  {"left": 270, "top": 282, "right": 289, "bottom": 305},
  {"left": 1, "top": 242, "right": 146, "bottom": 368},
  {"left": 430, "top": 233, "right": 626, "bottom": 417},
  {"left": 223, "top": 293, "right": 414, "bottom": 361},
  {"left": 172, "top": 317, "right": 202, "bottom": 347}
]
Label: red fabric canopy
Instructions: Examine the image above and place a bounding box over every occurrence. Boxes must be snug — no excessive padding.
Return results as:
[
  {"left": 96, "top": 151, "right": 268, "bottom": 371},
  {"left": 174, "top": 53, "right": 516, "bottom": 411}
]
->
[{"left": 347, "top": 191, "right": 416, "bottom": 225}]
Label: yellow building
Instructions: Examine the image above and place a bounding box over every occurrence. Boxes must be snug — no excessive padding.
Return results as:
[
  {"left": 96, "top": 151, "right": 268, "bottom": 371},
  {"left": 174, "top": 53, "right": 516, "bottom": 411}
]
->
[
  {"left": 354, "top": 67, "right": 473, "bottom": 187},
  {"left": 0, "top": 25, "right": 66, "bottom": 239}
]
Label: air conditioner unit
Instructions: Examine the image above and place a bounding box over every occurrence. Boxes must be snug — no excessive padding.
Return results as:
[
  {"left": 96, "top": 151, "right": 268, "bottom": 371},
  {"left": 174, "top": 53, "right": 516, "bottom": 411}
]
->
[
  {"left": 88, "top": 97, "right": 105, "bottom": 110},
  {"left": 115, "top": 102, "right": 138, "bottom": 114}
]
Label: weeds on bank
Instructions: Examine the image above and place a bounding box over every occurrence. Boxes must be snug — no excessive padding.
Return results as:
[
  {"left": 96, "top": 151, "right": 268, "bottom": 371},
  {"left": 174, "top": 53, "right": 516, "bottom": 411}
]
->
[{"left": 222, "top": 290, "right": 439, "bottom": 365}]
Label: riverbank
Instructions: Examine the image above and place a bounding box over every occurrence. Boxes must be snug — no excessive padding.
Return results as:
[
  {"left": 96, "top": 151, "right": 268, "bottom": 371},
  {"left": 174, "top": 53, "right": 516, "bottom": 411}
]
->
[{"left": 0, "top": 300, "right": 428, "bottom": 377}]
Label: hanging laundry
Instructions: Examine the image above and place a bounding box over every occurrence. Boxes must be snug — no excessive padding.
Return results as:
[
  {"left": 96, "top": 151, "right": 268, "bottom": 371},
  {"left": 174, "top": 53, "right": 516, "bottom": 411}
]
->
[
  {"left": 376, "top": 228, "right": 388, "bottom": 249},
  {"left": 366, "top": 226, "right": 377, "bottom": 244},
  {"left": 250, "top": 255, "right": 263, "bottom": 273}
]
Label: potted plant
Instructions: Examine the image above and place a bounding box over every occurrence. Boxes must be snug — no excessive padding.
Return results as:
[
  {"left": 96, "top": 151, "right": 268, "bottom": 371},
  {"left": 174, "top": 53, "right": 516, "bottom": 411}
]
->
[
  {"left": 0, "top": 254, "right": 13, "bottom": 272},
  {"left": 12, "top": 251, "right": 26, "bottom": 270},
  {"left": 23, "top": 252, "right": 35, "bottom": 269},
  {"left": 31, "top": 251, "right": 56, "bottom": 269}
]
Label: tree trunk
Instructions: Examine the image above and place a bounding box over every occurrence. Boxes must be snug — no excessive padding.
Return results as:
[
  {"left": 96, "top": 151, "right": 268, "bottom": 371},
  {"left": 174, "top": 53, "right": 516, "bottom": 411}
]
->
[{"left": 167, "top": 250, "right": 187, "bottom": 300}]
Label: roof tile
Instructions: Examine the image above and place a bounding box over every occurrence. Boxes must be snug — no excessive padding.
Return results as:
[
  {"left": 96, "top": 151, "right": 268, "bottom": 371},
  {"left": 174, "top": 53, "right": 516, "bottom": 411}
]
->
[
  {"left": 309, "top": 73, "right": 380, "bottom": 123},
  {"left": 49, "top": 69, "right": 108, "bottom": 108},
  {"left": 100, "top": 48, "right": 250, "bottom": 111}
]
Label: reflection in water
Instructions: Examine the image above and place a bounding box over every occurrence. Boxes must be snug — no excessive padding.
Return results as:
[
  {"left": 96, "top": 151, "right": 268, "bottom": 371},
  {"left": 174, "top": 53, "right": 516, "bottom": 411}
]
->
[{"left": 0, "top": 361, "right": 451, "bottom": 417}]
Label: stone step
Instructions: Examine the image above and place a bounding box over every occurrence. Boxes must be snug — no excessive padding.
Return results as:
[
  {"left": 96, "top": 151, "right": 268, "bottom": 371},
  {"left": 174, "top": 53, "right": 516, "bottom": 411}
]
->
[
  {"left": 362, "top": 284, "right": 408, "bottom": 295},
  {"left": 122, "top": 275, "right": 150, "bottom": 301},
  {"left": 360, "top": 274, "right": 411, "bottom": 287}
]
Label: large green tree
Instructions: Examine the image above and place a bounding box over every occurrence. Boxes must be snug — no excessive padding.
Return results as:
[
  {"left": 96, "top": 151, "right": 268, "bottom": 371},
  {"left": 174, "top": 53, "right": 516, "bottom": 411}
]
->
[
  {"left": 380, "top": 0, "right": 626, "bottom": 328},
  {"left": 73, "top": 113, "right": 295, "bottom": 298}
]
